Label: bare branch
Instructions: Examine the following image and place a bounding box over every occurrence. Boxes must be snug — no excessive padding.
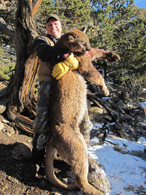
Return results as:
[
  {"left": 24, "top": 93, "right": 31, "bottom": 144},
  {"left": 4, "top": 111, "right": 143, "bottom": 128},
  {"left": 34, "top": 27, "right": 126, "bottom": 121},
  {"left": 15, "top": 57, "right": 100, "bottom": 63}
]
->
[
  {"left": 32, "top": 0, "right": 43, "bottom": 18},
  {"left": 0, "top": 18, "right": 14, "bottom": 39}
]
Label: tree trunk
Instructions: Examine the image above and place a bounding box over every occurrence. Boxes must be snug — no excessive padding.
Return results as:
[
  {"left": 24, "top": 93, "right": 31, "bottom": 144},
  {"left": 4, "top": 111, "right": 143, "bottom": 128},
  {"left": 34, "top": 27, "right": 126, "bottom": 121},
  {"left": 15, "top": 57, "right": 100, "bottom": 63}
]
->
[{"left": 1, "top": 0, "right": 42, "bottom": 134}]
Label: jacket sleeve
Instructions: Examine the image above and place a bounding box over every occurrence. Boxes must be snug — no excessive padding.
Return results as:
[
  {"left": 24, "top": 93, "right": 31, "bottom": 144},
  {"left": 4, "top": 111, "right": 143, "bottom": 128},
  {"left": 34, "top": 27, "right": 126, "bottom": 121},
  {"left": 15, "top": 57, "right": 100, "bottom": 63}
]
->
[{"left": 33, "top": 36, "right": 66, "bottom": 62}]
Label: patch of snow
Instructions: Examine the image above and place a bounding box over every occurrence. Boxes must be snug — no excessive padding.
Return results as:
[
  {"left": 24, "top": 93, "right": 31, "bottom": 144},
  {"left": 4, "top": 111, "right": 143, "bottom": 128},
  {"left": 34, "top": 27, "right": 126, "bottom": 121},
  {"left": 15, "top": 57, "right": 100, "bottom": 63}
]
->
[
  {"left": 139, "top": 102, "right": 146, "bottom": 108},
  {"left": 92, "top": 123, "right": 103, "bottom": 129},
  {"left": 88, "top": 136, "right": 146, "bottom": 195}
]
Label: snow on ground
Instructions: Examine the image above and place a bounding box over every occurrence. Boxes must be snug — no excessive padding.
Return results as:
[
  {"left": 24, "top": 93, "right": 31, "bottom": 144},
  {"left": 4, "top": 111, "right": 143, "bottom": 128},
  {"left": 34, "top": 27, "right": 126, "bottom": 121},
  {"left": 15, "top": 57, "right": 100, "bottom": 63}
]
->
[{"left": 88, "top": 124, "right": 146, "bottom": 195}]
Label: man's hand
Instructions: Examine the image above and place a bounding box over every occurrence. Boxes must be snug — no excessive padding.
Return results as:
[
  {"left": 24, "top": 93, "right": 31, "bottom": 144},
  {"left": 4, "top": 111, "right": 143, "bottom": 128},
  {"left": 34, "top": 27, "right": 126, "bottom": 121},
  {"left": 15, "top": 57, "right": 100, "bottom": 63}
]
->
[
  {"left": 52, "top": 53, "right": 79, "bottom": 80},
  {"left": 66, "top": 53, "right": 79, "bottom": 70}
]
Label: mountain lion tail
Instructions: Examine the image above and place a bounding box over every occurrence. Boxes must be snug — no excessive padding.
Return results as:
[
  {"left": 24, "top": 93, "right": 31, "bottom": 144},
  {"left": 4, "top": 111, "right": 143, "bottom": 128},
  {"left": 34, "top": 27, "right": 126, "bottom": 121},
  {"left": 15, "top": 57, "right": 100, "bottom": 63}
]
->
[{"left": 45, "top": 141, "right": 77, "bottom": 190}]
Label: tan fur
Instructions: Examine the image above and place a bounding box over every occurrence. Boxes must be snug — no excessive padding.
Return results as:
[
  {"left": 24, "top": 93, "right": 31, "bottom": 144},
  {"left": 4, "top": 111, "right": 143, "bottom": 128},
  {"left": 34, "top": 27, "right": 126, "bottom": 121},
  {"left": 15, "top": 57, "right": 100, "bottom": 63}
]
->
[{"left": 45, "top": 29, "right": 119, "bottom": 195}]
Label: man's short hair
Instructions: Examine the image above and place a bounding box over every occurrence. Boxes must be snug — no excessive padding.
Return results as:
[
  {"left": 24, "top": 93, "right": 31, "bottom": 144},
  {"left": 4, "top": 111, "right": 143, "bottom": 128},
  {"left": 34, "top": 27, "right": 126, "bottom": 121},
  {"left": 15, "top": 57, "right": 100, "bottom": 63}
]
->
[{"left": 46, "top": 14, "right": 60, "bottom": 24}]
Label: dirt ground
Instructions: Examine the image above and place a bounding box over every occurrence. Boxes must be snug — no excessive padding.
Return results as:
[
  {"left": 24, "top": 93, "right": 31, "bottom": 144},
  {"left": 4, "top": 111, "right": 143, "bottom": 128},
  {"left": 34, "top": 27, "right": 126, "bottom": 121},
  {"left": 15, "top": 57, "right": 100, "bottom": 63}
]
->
[
  {"left": 0, "top": 130, "right": 52, "bottom": 195},
  {"left": 0, "top": 128, "right": 83, "bottom": 195}
]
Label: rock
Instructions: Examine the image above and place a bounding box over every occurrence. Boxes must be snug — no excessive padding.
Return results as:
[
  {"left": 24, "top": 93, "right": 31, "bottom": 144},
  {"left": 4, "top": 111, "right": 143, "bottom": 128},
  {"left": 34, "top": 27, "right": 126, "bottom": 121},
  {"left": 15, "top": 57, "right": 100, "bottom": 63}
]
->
[
  {"left": 0, "top": 115, "right": 5, "bottom": 131},
  {"left": 0, "top": 82, "right": 8, "bottom": 114},
  {"left": 0, "top": 121, "right": 4, "bottom": 131},
  {"left": 0, "top": 115, "right": 16, "bottom": 135},
  {"left": 5, "top": 124, "right": 15, "bottom": 135},
  {"left": 11, "top": 142, "right": 32, "bottom": 161},
  {"left": 116, "top": 100, "right": 126, "bottom": 108},
  {"left": 89, "top": 106, "right": 105, "bottom": 123},
  {"left": 90, "top": 106, "right": 104, "bottom": 115},
  {"left": 88, "top": 156, "right": 111, "bottom": 194},
  {"left": 0, "top": 98, "right": 7, "bottom": 114}
]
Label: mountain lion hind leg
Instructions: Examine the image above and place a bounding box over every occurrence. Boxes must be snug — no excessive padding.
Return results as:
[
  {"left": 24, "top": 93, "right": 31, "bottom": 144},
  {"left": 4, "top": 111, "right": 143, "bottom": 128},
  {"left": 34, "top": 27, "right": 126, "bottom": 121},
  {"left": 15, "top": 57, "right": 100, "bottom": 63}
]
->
[{"left": 45, "top": 127, "right": 103, "bottom": 195}]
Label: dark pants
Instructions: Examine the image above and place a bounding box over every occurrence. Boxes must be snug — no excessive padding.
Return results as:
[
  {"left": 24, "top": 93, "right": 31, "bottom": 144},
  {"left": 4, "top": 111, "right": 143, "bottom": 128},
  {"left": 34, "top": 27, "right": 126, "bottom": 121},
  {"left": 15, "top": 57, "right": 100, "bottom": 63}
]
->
[{"left": 32, "top": 81, "right": 52, "bottom": 151}]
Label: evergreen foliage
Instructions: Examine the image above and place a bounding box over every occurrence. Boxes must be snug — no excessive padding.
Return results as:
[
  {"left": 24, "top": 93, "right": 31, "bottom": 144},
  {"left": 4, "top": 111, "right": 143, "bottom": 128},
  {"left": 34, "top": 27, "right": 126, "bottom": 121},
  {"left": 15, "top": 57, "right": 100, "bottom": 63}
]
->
[
  {"left": 0, "top": 47, "right": 15, "bottom": 80},
  {"left": 36, "top": 0, "right": 91, "bottom": 33},
  {"left": 89, "top": 0, "right": 146, "bottom": 85},
  {"left": 0, "top": 0, "right": 17, "bottom": 46}
]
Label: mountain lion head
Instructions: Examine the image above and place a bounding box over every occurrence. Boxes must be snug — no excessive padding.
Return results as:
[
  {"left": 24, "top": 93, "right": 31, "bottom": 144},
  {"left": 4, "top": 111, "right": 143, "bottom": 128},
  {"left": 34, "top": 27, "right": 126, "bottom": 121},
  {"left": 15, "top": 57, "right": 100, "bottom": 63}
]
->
[{"left": 56, "top": 29, "right": 91, "bottom": 55}]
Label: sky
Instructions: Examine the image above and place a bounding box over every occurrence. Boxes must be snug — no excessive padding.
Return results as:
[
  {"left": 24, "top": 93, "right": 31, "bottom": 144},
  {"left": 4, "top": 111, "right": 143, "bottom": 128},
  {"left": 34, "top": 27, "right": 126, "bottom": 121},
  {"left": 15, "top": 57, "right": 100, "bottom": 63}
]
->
[{"left": 134, "top": 0, "right": 146, "bottom": 8}]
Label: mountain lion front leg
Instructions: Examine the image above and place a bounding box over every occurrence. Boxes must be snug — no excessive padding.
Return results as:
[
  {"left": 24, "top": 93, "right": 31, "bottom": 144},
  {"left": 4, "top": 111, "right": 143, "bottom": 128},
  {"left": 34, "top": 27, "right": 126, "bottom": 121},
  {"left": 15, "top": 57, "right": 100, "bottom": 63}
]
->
[
  {"left": 77, "top": 54, "right": 109, "bottom": 96},
  {"left": 89, "top": 48, "right": 120, "bottom": 62}
]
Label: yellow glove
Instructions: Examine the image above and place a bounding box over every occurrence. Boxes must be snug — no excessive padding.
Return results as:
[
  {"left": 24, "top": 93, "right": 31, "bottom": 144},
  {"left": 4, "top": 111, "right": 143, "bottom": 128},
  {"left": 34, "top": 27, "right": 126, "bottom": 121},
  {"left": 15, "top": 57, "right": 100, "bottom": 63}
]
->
[
  {"left": 52, "top": 53, "right": 79, "bottom": 80},
  {"left": 66, "top": 53, "right": 79, "bottom": 70}
]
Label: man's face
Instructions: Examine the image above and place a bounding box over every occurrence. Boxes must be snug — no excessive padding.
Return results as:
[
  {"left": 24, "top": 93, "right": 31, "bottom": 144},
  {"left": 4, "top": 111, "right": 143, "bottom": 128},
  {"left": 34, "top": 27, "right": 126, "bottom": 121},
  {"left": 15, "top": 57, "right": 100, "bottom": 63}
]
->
[{"left": 46, "top": 18, "right": 62, "bottom": 38}]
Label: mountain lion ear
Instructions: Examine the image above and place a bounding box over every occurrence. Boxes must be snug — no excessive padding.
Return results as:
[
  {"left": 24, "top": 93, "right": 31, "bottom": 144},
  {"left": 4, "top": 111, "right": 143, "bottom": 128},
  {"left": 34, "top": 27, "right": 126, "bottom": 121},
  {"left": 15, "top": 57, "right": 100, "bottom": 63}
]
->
[
  {"left": 67, "top": 35, "right": 75, "bottom": 42},
  {"left": 80, "top": 27, "right": 87, "bottom": 33}
]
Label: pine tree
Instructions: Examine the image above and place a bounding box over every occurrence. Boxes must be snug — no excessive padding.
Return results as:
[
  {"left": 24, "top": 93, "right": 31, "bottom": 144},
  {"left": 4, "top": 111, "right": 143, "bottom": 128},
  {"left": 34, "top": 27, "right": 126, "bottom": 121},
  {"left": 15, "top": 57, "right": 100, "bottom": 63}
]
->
[
  {"left": 89, "top": 0, "right": 146, "bottom": 84},
  {"left": 37, "top": 0, "right": 91, "bottom": 33}
]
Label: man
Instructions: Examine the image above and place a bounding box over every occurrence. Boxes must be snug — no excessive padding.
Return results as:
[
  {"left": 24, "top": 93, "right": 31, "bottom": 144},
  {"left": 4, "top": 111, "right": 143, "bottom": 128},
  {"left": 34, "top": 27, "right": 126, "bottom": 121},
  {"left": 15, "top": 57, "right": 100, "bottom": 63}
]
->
[{"left": 23, "top": 14, "right": 92, "bottom": 180}]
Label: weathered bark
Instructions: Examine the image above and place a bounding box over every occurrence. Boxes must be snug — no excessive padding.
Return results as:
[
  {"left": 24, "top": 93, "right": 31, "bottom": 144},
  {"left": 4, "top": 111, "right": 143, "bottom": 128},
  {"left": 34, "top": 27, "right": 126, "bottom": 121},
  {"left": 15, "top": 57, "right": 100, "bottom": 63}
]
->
[{"left": 0, "top": 0, "right": 43, "bottom": 134}]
